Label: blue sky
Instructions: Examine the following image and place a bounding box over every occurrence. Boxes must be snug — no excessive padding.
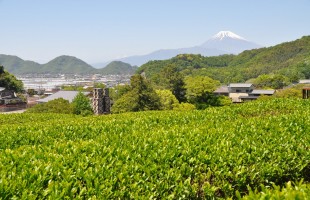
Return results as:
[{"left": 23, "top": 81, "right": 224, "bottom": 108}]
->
[{"left": 0, "top": 0, "right": 309, "bottom": 64}]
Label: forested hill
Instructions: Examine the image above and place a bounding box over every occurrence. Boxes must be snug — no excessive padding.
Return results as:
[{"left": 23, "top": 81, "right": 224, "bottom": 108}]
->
[
  {"left": 137, "top": 35, "right": 310, "bottom": 83},
  {"left": 97, "top": 61, "right": 138, "bottom": 75},
  {"left": 0, "top": 55, "right": 136, "bottom": 75}
]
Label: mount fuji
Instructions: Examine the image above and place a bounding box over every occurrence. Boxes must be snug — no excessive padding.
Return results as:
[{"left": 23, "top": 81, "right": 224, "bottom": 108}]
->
[
  {"left": 95, "top": 31, "right": 262, "bottom": 67},
  {"left": 201, "top": 31, "right": 262, "bottom": 54}
]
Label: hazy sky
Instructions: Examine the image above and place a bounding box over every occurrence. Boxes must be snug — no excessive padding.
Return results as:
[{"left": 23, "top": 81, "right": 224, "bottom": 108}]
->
[{"left": 0, "top": 0, "right": 309, "bottom": 64}]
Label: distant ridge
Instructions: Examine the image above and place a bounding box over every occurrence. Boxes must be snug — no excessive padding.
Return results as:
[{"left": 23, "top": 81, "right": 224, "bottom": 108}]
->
[
  {"left": 1, "top": 31, "right": 262, "bottom": 73},
  {"left": 138, "top": 35, "right": 310, "bottom": 83},
  {"left": 101, "top": 31, "right": 262, "bottom": 66},
  {"left": 0, "top": 55, "right": 136, "bottom": 75}
]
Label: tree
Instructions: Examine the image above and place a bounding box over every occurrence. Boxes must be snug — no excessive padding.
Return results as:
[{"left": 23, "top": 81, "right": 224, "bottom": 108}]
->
[
  {"left": 112, "top": 75, "right": 161, "bottom": 113},
  {"left": 154, "top": 64, "right": 186, "bottom": 102},
  {"left": 26, "top": 98, "right": 73, "bottom": 114},
  {"left": 109, "top": 84, "right": 131, "bottom": 102},
  {"left": 62, "top": 85, "right": 85, "bottom": 91},
  {"left": 273, "top": 84, "right": 309, "bottom": 98},
  {"left": 93, "top": 82, "right": 106, "bottom": 89},
  {"left": 72, "top": 92, "right": 93, "bottom": 116},
  {"left": 252, "top": 74, "right": 290, "bottom": 89},
  {"left": 0, "top": 66, "right": 23, "bottom": 92},
  {"left": 110, "top": 91, "right": 139, "bottom": 113},
  {"left": 156, "top": 89, "right": 179, "bottom": 110},
  {"left": 184, "top": 76, "right": 221, "bottom": 109}
]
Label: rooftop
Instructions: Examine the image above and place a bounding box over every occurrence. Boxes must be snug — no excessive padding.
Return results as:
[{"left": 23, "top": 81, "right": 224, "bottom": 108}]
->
[
  {"left": 229, "top": 83, "right": 253, "bottom": 88},
  {"left": 250, "top": 90, "right": 275, "bottom": 95},
  {"left": 299, "top": 80, "right": 310, "bottom": 84},
  {"left": 214, "top": 86, "right": 229, "bottom": 93},
  {"left": 36, "top": 91, "right": 90, "bottom": 103}
]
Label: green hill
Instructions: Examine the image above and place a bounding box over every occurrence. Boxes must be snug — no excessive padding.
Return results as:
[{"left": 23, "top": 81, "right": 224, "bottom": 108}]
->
[
  {"left": 97, "top": 61, "right": 138, "bottom": 75},
  {"left": 40, "top": 55, "right": 95, "bottom": 74},
  {"left": 0, "top": 55, "right": 135, "bottom": 75},
  {"left": 138, "top": 35, "right": 310, "bottom": 83},
  {"left": 0, "top": 54, "right": 41, "bottom": 74}
]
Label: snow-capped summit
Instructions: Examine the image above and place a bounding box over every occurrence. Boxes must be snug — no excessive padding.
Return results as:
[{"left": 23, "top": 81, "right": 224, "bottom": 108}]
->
[
  {"left": 211, "top": 31, "right": 247, "bottom": 41},
  {"left": 201, "top": 31, "right": 261, "bottom": 54}
]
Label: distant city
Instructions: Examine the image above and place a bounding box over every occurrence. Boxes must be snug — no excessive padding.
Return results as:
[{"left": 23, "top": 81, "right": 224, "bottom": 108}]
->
[{"left": 18, "top": 74, "right": 131, "bottom": 91}]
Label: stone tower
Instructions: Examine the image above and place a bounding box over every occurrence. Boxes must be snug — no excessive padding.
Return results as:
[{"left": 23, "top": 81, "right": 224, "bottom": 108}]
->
[
  {"left": 103, "top": 88, "right": 111, "bottom": 114},
  {"left": 92, "top": 88, "right": 111, "bottom": 115}
]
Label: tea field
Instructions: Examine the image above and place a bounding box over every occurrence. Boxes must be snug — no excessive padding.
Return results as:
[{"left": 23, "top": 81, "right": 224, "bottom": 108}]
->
[{"left": 0, "top": 98, "right": 309, "bottom": 199}]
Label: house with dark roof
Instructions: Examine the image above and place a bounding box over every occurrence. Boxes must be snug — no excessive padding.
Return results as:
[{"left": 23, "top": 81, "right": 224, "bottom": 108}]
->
[
  {"left": 239, "top": 89, "right": 275, "bottom": 101},
  {"left": 214, "top": 83, "right": 275, "bottom": 103},
  {"left": 227, "top": 83, "right": 254, "bottom": 102},
  {"left": 213, "top": 86, "right": 229, "bottom": 96},
  {"left": 228, "top": 83, "right": 254, "bottom": 93}
]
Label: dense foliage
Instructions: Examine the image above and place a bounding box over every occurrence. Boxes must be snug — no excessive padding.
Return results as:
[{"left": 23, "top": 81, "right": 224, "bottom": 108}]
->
[
  {"left": 72, "top": 92, "right": 93, "bottom": 116},
  {"left": 25, "top": 98, "right": 74, "bottom": 114},
  {"left": 137, "top": 36, "right": 310, "bottom": 84},
  {"left": 112, "top": 74, "right": 161, "bottom": 113},
  {"left": 250, "top": 74, "right": 290, "bottom": 89},
  {"left": 242, "top": 181, "right": 310, "bottom": 200},
  {"left": 0, "top": 66, "right": 24, "bottom": 92},
  {"left": 152, "top": 64, "right": 186, "bottom": 102},
  {"left": 26, "top": 94, "right": 93, "bottom": 116},
  {"left": 155, "top": 89, "right": 180, "bottom": 110},
  {"left": 0, "top": 98, "right": 309, "bottom": 199}
]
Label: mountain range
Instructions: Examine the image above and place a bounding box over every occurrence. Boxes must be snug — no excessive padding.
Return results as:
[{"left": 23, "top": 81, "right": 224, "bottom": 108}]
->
[
  {"left": 0, "top": 55, "right": 137, "bottom": 75},
  {"left": 0, "top": 31, "right": 262, "bottom": 75},
  {"left": 99, "top": 31, "right": 262, "bottom": 67},
  {"left": 138, "top": 35, "right": 310, "bottom": 83}
]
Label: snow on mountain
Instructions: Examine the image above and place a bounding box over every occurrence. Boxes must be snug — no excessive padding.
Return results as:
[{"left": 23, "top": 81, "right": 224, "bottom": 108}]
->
[
  {"left": 201, "top": 31, "right": 262, "bottom": 54},
  {"left": 211, "top": 31, "right": 247, "bottom": 41}
]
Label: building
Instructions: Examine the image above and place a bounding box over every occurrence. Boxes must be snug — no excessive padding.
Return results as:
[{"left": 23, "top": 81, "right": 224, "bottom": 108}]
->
[
  {"left": 228, "top": 83, "right": 254, "bottom": 102},
  {"left": 213, "top": 86, "right": 229, "bottom": 96},
  {"left": 36, "top": 91, "right": 90, "bottom": 103},
  {"left": 299, "top": 80, "right": 310, "bottom": 84},
  {"left": 0, "top": 87, "right": 26, "bottom": 112},
  {"left": 214, "top": 83, "right": 275, "bottom": 103},
  {"left": 239, "top": 89, "right": 275, "bottom": 101}
]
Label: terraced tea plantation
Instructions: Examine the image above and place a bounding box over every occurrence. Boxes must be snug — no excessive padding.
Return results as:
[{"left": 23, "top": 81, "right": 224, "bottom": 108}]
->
[{"left": 0, "top": 98, "right": 309, "bottom": 199}]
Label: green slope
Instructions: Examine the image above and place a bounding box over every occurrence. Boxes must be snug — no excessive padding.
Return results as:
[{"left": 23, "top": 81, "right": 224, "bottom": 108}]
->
[
  {"left": 138, "top": 35, "right": 310, "bottom": 83},
  {"left": 0, "top": 98, "right": 309, "bottom": 198},
  {"left": 40, "top": 55, "right": 95, "bottom": 74},
  {"left": 0, "top": 55, "right": 135, "bottom": 75},
  {"left": 97, "top": 61, "right": 138, "bottom": 75},
  {"left": 0, "top": 54, "right": 41, "bottom": 74}
]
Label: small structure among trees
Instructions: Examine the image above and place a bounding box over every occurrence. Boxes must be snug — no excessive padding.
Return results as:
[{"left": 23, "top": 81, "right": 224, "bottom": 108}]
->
[
  {"left": 0, "top": 87, "right": 26, "bottom": 112},
  {"left": 92, "top": 88, "right": 111, "bottom": 115},
  {"left": 214, "top": 83, "right": 275, "bottom": 103},
  {"left": 302, "top": 87, "right": 310, "bottom": 99}
]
